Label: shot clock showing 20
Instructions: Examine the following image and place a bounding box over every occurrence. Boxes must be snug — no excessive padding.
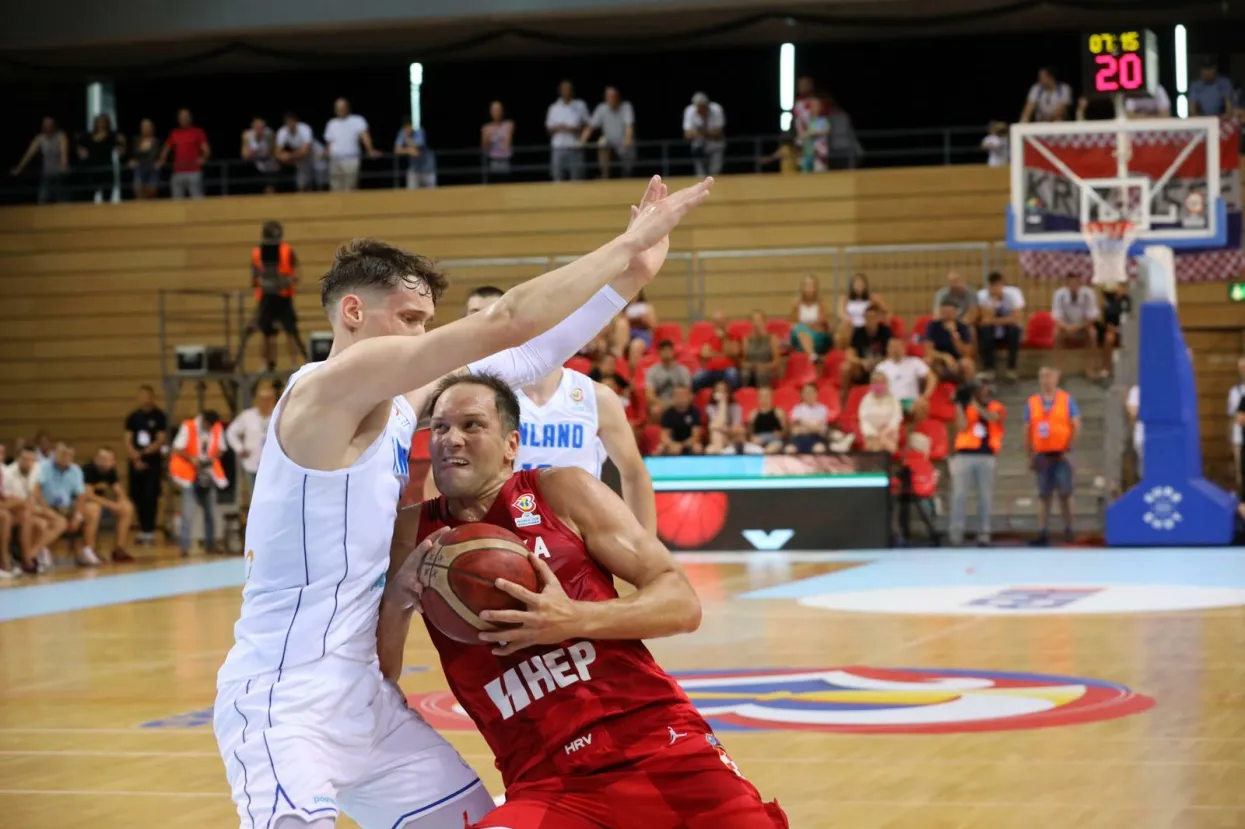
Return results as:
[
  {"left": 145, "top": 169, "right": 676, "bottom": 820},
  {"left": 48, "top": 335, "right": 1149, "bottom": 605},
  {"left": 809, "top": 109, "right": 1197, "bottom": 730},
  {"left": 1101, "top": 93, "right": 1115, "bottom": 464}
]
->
[{"left": 1082, "top": 29, "right": 1158, "bottom": 98}]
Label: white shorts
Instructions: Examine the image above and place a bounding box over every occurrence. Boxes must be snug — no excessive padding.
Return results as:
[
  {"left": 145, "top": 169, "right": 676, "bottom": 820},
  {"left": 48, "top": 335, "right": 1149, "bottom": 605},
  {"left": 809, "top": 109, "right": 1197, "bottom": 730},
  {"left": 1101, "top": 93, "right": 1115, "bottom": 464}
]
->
[{"left": 214, "top": 655, "right": 494, "bottom": 829}]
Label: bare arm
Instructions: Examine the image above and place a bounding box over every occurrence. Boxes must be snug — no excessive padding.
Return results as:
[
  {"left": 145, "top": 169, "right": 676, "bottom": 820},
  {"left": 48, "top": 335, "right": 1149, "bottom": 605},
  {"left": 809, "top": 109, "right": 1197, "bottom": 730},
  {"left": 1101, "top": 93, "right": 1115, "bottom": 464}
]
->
[
  {"left": 478, "top": 468, "right": 700, "bottom": 655},
  {"left": 1070, "top": 415, "right": 1082, "bottom": 449},
  {"left": 12, "top": 137, "right": 40, "bottom": 175},
  {"left": 378, "top": 504, "right": 432, "bottom": 681},
  {"left": 595, "top": 382, "right": 656, "bottom": 534}
]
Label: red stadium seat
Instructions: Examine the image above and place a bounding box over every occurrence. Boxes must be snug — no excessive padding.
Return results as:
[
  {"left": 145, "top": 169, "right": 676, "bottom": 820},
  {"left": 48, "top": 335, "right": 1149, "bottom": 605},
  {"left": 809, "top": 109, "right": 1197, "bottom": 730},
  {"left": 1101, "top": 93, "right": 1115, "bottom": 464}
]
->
[
  {"left": 838, "top": 385, "right": 870, "bottom": 437},
  {"left": 766, "top": 318, "right": 792, "bottom": 342},
  {"left": 821, "top": 350, "right": 846, "bottom": 385},
  {"left": 772, "top": 386, "right": 801, "bottom": 413},
  {"left": 891, "top": 450, "right": 940, "bottom": 499},
  {"left": 410, "top": 428, "right": 431, "bottom": 460},
  {"left": 927, "top": 382, "right": 958, "bottom": 422},
  {"left": 694, "top": 386, "right": 713, "bottom": 412},
  {"left": 911, "top": 315, "right": 933, "bottom": 344},
  {"left": 612, "top": 358, "right": 632, "bottom": 382},
  {"left": 653, "top": 322, "right": 684, "bottom": 347},
  {"left": 564, "top": 356, "right": 592, "bottom": 375},
  {"left": 783, "top": 351, "right": 818, "bottom": 386},
  {"left": 906, "top": 341, "right": 927, "bottom": 358},
  {"left": 687, "top": 320, "right": 717, "bottom": 350},
  {"left": 1024, "top": 311, "right": 1057, "bottom": 349},
  {"left": 638, "top": 424, "right": 663, "bottom": 456},
  {"left": 635, "top": 354, "right": 660, "bottom": 383},
  {"left": 727, "top": 319, "right": 754, "bottom": 341},
  {"left": 734, "top": 386, "right": 759, "bottom": 421},
  {"left": 816, "top": 384, "right": 842, "bottom": 424},
  {"left": 912, "top": 418, "right": 950, "bottom": 461},
  {"left": 888, "top": 316, "right": 907, "bottom": 340},
  {"left": 677, "top": 353, "right": 701, "bottom": 373}
]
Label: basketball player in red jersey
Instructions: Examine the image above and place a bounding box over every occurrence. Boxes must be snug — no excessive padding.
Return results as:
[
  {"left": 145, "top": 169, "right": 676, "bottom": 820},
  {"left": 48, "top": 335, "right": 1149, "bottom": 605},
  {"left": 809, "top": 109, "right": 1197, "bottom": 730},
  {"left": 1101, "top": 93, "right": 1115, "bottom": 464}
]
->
[{"left": 378, "top": 373, "right": 789, "bottom": 829}]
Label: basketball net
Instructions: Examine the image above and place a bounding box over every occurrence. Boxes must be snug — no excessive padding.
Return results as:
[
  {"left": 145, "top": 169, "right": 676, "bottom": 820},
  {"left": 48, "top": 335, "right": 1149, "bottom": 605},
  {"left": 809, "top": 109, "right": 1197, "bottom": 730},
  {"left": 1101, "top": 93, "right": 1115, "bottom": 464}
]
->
[{"left": 1084, "top": 219, "right": 1138, "bottom": 286}]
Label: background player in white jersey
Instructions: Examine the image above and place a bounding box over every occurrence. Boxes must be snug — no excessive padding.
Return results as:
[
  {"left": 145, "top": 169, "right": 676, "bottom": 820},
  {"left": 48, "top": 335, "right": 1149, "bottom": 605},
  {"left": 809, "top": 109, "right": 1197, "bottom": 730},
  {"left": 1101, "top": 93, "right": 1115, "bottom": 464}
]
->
[
  {"left": 426, "top": 293, "right": 655, "bottom": 532},
  {"left": 213, "top": 176, "right": 712, "bottom": 829}
]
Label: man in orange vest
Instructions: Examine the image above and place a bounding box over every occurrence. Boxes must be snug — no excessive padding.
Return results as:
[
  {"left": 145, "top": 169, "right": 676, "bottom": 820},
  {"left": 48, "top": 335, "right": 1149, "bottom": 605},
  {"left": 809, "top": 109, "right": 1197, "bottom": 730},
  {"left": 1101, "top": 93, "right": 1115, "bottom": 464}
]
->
[
  {"left": 169, "top": 409, "right": 228, "bottom": 556},
  {"left": 1024, "top": 366, "right": 1082, "bottom": 545},
  {"left": 950, "top": 380, "right": 1006, "bottom": 546},
  {"left": 240, "top": 220, "right": 306, "bottom": 371}
]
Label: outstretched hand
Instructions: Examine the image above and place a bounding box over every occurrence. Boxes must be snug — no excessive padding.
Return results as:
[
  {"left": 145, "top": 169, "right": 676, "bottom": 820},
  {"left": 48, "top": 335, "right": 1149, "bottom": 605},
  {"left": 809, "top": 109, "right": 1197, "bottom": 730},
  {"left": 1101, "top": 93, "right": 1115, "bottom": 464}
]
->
[
  {"left": 622, "top": 175, "right": 714, "bottom": 283},
  {"left": 477, "top": 552, "right": 582, "bottom": 657}
]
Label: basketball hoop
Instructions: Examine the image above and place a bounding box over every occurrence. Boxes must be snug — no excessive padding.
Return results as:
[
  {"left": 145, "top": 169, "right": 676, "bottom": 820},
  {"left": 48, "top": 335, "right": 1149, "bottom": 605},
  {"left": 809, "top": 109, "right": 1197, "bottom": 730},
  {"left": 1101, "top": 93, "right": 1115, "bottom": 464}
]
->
[{"left": 1084, "top": 219, "right": 1138, "bottom": 286}]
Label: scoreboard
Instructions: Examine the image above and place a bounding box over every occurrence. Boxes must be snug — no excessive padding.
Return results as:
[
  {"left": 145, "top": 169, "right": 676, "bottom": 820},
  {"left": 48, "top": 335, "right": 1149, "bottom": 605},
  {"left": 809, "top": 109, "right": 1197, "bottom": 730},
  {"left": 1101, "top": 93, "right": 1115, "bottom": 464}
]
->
[{"left": 1082, "top": 29, "right": 1159, "bottom": 98}]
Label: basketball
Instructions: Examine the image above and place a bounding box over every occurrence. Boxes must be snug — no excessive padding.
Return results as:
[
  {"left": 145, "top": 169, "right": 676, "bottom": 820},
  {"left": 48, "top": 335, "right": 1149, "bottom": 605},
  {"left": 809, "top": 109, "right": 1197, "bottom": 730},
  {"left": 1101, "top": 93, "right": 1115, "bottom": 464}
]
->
[{"left": 418, "top": 523, "right": 540, "bottom": 644}]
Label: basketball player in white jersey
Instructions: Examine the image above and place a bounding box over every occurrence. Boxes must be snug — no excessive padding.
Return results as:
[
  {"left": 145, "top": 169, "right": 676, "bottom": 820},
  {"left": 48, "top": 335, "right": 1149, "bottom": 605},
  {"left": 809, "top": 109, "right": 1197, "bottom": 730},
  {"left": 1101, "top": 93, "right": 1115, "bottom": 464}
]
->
[
  {"left": 424, "top": 291, "right": 655, "bottom": 531},
  {"left": 213, "top": 175, "right": 712, "bottom": 829}
]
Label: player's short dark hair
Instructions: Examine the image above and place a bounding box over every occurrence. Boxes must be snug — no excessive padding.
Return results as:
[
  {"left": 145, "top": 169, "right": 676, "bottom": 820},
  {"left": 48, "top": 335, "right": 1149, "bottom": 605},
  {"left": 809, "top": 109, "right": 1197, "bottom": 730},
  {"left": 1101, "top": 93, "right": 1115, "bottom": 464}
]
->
[
  {"left": 467, "top": 285, "right": 505, "bottom": 301},
  {"left": 138, "top": 384, "right": 155, "bottom": 394},
  {"left": 423, "top": 372, "right": 521, "bottom": 435},
  {"left": 657, "top": 339, "right": 675, "bottom": 351},
  {"left": 320, "top": 238, "right": 448, "bottom": 310},
  {"left": 987, "top": 271, "right": 1004, "bottom": 285}
]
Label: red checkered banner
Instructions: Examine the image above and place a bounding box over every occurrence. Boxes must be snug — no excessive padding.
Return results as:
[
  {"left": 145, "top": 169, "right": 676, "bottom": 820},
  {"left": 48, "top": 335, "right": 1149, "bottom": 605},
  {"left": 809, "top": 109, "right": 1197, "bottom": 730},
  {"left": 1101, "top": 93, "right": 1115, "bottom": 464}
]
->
[{"left": 1019, "top": 121, "right": 1243, "bottom": 282}]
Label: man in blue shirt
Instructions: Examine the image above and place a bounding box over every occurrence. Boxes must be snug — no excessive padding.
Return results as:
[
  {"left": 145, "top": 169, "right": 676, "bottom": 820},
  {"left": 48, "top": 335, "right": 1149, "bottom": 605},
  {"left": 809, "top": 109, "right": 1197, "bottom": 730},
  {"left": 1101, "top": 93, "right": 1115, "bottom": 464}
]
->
[
  {"left": 1190, "top": 61, "right": 1235, "bottom": 117},
  {"left": 924, "top": 298, "right": 975, "bottom": 383},
  {"left": 34, "top": 443, "right": 96, "bottom": 566}
]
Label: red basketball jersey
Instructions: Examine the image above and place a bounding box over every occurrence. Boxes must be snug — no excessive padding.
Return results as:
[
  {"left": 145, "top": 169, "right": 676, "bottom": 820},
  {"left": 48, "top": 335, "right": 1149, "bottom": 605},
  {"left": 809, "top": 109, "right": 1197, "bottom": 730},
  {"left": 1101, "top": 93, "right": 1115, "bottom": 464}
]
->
[{"left": 416, "top": 469, "right": 709, "bottom": 787}]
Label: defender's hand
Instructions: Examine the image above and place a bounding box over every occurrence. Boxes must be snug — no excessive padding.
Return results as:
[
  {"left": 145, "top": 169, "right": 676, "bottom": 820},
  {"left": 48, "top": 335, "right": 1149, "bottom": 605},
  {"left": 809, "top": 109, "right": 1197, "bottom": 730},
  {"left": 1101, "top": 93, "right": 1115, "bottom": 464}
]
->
[
  {"left": 478, "top": 553, "right": 581, "bottom": 657},
  {"left": 391, "top": 526, "right": 450, "bottom": 614},
  {"left": 621, "top": 176, "right": 713, "bottom": 280}
]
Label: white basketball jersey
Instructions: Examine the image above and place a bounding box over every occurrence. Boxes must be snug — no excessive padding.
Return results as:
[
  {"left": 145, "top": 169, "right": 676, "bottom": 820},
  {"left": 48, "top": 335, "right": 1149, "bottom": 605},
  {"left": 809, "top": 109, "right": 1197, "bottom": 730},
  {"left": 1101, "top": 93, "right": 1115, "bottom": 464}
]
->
[
  {"left": 514, "top": 369, "right": 605, "bottom": 477},
  {"left": 218, "top": 362, "right": 416, "bottom": 683}
]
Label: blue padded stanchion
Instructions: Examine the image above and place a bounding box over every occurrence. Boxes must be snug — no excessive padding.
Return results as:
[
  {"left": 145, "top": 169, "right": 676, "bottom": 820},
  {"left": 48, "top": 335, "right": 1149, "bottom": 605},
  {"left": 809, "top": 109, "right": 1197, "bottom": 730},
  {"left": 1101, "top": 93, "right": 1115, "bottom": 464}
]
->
[{"left": 1106, "top": 301, "right": 1238, "bottom": 545}]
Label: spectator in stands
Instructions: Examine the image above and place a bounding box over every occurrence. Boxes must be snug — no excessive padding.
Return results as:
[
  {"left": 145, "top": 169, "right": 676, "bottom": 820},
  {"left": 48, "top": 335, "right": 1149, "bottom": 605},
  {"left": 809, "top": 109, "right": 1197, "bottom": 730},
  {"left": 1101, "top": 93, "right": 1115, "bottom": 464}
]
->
[
  {"left": 792, "top": 75, "right": 819, "bottom": 135},
  {"left": 77, "top": 113, "right": 124, "bottom": 204},
  {"left": 226, "top": 381, "right": 277, "bottom": 508},
  {"left": 858, "top": 371, "right": 902, "bottom": 453},
  {"left": 34, "top": 431, "right": 54, "bottom": 463},
  {"left": 644, "top": 340, "right": 691, "bottom": 415},
  {"left": 838, "top": 273, "right": 886, "bottom": 338},
  {"left": 36, "top": 443, "right": 92, "bottom": 565},
  {"left": 124, "top": 384, "right": 168, "bottom": 545},
  {"left": 1051, "top": 272, "right": 1100, "bottom": 376},
  {"left": 1, "top": 462, "right": 30, "bottom": 576},
  {"left": 589, "top": 354, "right": 631, "bottom": 398},
  {"left": 792, "top": 274, "right": 833, "bottom": 358},
  {"left": 877, "top": 336, "right": 935, "bottom": 421},
  {"left": 824, "top": 94, "right": 863, "bottom": 170},
  {"left": 276, "top": 112, "right": 319, "bottom": 193},
  {"left": 1126, "top": 382, "right": 1143, "bottom": 476},
  {"left": 976, "top": 272, "right": 1025, "bottom": 382},
  {"left": 242, "top": 220, "right": 306, "bottom": 371},
  {"left": 704, "top": 381, "right": 746, "bottom": 455},
  {"left": 240, "top": 117, "right": 280, "bottom": 194},
  {"left": 170, "top": 409, "right": 228, "bottom": 556},
  {"left": 787, "top": 383, "right": 830, "bottom": 455},
  {"left": 924, "top": 298, "right": 975, "bottom": 383},
  {"left": 612, "top": 290, "right": 657, "bottom": 360},
  {"left": 799, "top": 97, "right": 831, "bottom": 173},
  {"left": 582, "top": 86, "right": 635, "bottom": 179},
  {"left": 692, "top": 311, "right": 741, "bottom": 391},
  {"left": 2, "top": 447, "right": 58, "bottom": 574},
  {"left": 157, "top": 108, "right": 210, "bottom": 200},
  {"left": 741, "top": 310, "right": 783, "bottom": 389},
  {"left": 932, "top": 271, "right": 978, "bottom": 324},
  {"left": 1094, "top": 281, "right": 1130, "bottom": 380},
  {"left": 1228, "top": 356, "right": 1245, "bottom": 492},
  {"left": 656, "top": 385, "right": 703, "bottom": 456},
  {"left": 482, "top": 101, "right": 515, "bottom": 182},
  {"left": 129, "top": 118, "right": 161, "bottom": 200},
  {"left": 1020, "top": 67, "right": 1073, "bottom": 123},
  {"left": 1025, "top": 366, "right": 1081, "bottom": 545},
  {"left": 981, "top": 121, "right": 1009, "bottom": 167},
  {"left": 746, "top": 386, "right": 787, "bottom": 454},
  {"left": 842, "top": 303, "right": 893, "bottom": 390},
  {"left": 1124, "top": 84, "right": 1172, "bottom": 119},
  {"left": 11, "top": 117, "right": 69, "bottom": 204},
  {"left": 324, "top": 98, "right": 379, "bottom": 192},
  {"left": 81, "top": 447, "right": 135, "bottom": 563},
  {"left": 763, "top": 132, "right": 799, "bottom": 174},
  {"left": 546, "top": 81, "right": 590, "bottom": 182},
  {"left": 465, "top": 285, "right": 505, "bottom": 316},
  {"left": 949, "top": 379, "right": 1006, "bottom": 546},
  {"left": 395, "top": 116, "right": 437, "bottom": 190},
  {"left": 1190, "top": 60, "right": 1236, "bottom": 118},
  {"left": 683, "top": 92, "right": 726, "bottom": 177}
]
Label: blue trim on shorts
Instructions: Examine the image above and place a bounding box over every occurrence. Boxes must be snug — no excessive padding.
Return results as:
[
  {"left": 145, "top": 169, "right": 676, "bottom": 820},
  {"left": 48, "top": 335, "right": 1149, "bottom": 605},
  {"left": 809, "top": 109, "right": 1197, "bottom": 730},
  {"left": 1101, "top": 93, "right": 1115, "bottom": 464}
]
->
[
  {"left": 323, "top": 474, "right": 350, "bottom": 659},
  {"left": 263, "top": 734, "right": 299, "bottom": 829},
  {"left": 234, "top": 749, "right": 257, "bottom": 829},
  {"left": 388, "top": 778, "right": 485, "bottom": 829}
]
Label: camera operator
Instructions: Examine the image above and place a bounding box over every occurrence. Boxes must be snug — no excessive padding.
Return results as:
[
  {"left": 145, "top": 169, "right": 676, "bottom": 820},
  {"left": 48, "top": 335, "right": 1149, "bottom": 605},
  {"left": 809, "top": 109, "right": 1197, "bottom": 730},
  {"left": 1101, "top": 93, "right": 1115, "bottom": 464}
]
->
[
  {"left": 238, "top": 221, "right": 307, "bottom": 372},
  {"left": 949, "top": 379, "right": 1006, "bottom": 546}
]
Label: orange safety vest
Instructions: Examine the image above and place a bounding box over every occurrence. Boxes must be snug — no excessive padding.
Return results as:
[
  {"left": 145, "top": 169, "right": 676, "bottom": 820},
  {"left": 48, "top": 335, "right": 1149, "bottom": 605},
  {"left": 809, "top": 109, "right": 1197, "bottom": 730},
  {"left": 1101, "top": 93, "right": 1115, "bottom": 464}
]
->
[
  {"left": 1027, "top": 390, "right": 1073, "bottom": 453},
  {"left": 252, "top": 242, "right": 296, "bottom": 300},
  {"left": 954, "top": 400, "right": 1006, "bottom": 454},
  {"left": 169, "top": 418, "right": 229, "bottom": 489}
]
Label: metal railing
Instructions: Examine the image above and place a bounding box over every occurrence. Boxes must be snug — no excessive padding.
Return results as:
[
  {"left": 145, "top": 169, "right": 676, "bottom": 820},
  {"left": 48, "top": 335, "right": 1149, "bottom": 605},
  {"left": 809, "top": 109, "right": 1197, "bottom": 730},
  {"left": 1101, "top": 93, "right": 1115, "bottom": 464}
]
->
[{"left": 0, "top": 125, "right": 992, "bottom": 206}]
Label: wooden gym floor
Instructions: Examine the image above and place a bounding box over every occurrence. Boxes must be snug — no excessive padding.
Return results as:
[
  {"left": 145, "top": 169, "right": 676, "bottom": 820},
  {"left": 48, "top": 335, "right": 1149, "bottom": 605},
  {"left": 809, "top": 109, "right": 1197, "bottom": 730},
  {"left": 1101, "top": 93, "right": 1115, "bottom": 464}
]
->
[{"left": 1, "top": 543, "right": 1243, "bottom": 829}]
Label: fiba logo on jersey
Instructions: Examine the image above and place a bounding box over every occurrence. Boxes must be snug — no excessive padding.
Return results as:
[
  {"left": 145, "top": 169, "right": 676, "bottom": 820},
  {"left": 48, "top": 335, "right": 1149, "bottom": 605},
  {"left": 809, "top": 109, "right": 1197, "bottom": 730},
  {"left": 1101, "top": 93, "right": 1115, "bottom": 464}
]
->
[
  {"left": 569, "top": 387, "right": 585, "bottom": 405},
  {"left": 511, "top": 494, "right": 543, "bottom": 527}
]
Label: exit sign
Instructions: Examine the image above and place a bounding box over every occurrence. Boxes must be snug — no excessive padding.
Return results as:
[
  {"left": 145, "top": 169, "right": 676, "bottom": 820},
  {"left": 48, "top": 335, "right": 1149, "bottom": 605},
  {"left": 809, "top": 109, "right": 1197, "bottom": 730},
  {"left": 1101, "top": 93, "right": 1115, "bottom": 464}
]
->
[{"left": 1231, "top": 282, "right": 1245, "bottom": 302}]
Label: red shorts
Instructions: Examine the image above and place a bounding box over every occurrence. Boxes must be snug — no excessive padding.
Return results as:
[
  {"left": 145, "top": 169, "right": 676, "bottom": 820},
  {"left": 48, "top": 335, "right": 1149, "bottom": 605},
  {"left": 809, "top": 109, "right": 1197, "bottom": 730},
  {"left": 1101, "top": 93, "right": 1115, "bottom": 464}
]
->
[{"left": 472, "top": 732, "right": 788, "bottom": 829}]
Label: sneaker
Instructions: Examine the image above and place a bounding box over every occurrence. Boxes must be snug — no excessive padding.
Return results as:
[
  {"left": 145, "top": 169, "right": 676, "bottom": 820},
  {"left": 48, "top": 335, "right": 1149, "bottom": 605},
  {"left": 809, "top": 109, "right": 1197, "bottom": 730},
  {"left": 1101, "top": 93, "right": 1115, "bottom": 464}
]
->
[
  {"left": 1028, "top": 532, "right": 1050, "bottom": 547},
  {"left": 111, "top": 548, "right": 135, "bottom": 564},
  {"left": 0, "top": 569, "right": 13, "bottom": 581},
  {"left": 78, "top": 547, "right": 101, "bottom": 567},
  {"left": 976, "top": 536, "right": 992, "bottom": 547},
  {"left": 1004, "top": 370, "right": 1019, "bottom": 382},
  {"left": 1063, "top": 527, "right": 1076, "bottom": 545},
  {"left": 36, "top": 548, "right": 52, "bottom": 573}
]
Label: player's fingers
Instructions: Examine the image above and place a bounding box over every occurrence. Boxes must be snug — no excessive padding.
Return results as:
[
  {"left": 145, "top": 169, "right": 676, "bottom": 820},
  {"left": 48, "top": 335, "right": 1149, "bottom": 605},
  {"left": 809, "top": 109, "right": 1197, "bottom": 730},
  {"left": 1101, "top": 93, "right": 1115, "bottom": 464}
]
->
[
  {"left": 494, "top": 577, "right": 542, "bottom": 605},
  {"left": 490, "top": 640, "right": 526, "bottom": 657},
  {"left": 638, "top": 174, "right": 661, "bottom": 208},
  {"left": 478, "top": 609, "right": 532, "bottom": 625},
  {"left": 416, "top": 526, "right": 450, "bottom": 555},
  {"left": 529, "top": 552, "right": 563, "bottom": 589}
]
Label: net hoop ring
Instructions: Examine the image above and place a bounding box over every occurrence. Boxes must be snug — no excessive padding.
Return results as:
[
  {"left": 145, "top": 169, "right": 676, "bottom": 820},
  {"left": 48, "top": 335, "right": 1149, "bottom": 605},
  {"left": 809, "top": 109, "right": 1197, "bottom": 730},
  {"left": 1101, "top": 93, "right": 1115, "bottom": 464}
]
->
[{"left": 1083, "top": 219, "right": 1139, "bottom": 286}]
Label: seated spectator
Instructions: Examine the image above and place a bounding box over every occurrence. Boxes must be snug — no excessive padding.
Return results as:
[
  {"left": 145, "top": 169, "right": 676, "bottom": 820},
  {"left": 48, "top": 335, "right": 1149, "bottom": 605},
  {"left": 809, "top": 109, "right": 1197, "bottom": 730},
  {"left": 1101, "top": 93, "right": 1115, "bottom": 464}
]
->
[
  {"left": 612, "top": 290, "right": 657, "bottom": 360},
  {"left": 745, "top": 386, "right": 787, "bottom": 455},
  {"left": 1095, "top": 281, "right": 1131, "bottom": 380},
  {"left": 3, "top": 447, "right": 63, "bottom": 573},
  {"left": 656, "top": 386, "right": 703, "bottom": 455},
  {"left": 932, "top": 271, "right": 979, "bottom": 326},
  {"left": 876, "top": 336, "right": 935, "bottom": 421},
  {"left": 858, "top": 371, "right": 903, "bottom": 453},
  {"left": 81, "top": 447, "right": 135, "bottom": 564},
  {"left": 976, "top": 272, "right": 1026, "bottom": 382},
  {"left": 741, "top": 310, "right": 783, "bottom": 388},
  {"left": 35, "top": 443, "right": 93, "bottom": 566},
  {"left": 644, "top": 340, "right": 691, "bottom": 419},
  {"left": 840, "top": 303, "right": 892, "bottom": 392},
  {"left": 395, "top": 116, "right": 437, "bottom": 190},
  {"left": 1127, "top": 383, "right": 1143, "bottom": 476},
  {"left": 787, "top": 383, "right": 830, "bottom": 455},
  {"left": 692, "top": 311, "right": 741, "bottom": 391},
  {"left": 792, "top": 274, "right": 833, "bottom": 358},
  {"left": 1051, "top": 272, "right": 1100, "bottom": 376},
  {"left": 704, "top": 381, "right": 747, "bottom": 455},
  {"left": 589, "top": 353, "right": 631, "bottom": 396},
  {"left": 838, "top": 273, "right": 887, "bottom": 338},
  {"left": 924, "top": 298, "right": 975, "bottom": 383},
  {"left": 34, "top": 431, "right": 54, "bottom": 463}
]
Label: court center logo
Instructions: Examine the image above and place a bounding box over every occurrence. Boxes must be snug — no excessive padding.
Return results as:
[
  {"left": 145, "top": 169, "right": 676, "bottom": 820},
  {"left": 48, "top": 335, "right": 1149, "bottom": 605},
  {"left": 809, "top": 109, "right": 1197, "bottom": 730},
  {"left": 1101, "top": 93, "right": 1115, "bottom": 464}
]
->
[
  {"left": 1142, "top": 485, "right": 1183, "bottom": 531},
  {"left": 405, "top": 666, "right": 1153, "bottom": 734}
]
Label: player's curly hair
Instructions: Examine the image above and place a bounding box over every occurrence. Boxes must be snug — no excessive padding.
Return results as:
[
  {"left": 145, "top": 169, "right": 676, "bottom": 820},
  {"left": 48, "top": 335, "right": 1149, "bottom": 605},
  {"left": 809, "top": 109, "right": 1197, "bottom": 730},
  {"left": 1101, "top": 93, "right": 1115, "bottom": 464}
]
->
[
  {"left": 422, "top": 371, "right": 521, "bottom": 436},
  {"left": 320, "top": 238, "right": 448, "bottom": 310}
]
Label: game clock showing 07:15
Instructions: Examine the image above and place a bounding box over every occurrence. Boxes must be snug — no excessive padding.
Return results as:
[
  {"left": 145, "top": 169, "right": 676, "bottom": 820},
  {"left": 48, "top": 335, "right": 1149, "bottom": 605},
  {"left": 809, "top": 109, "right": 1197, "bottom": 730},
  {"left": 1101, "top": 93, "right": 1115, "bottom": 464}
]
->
[{"left": 1082, "top": 29, "right": 1158, "bottom": 99}]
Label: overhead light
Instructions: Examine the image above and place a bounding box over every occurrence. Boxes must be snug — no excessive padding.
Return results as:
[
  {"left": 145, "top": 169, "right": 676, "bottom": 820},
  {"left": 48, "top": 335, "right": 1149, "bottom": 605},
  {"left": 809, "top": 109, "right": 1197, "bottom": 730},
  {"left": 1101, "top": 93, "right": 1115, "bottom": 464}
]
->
[
  {"left": 779, "top": 43, "right": 795, "bottom": 112},
  {"left": 1174, "top": 25, "right": 1188, "bottom": 94}
]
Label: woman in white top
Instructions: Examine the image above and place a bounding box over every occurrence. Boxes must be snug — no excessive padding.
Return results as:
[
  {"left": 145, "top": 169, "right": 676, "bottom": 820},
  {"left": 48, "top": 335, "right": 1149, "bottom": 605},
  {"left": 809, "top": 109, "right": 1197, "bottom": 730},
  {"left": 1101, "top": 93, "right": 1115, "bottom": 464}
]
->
[
  {"left": 837, "top": 272, "right": 888, "bottom": 338},
  {"left": 858, "top": 371, "right": 903, "bottom": 453},
  {"left": 705, "top": 380, "right": 747, "bottom": 455},
  {"left": 791, "top": 274, "right": 832, "bottom": 358}
]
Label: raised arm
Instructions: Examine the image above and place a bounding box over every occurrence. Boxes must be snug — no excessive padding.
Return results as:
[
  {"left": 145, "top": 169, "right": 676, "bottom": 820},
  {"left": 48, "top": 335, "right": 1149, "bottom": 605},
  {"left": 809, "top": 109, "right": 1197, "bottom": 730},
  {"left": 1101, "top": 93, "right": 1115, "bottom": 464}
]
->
[
  {"left": 378, "top": 505, "right": 441, "bottom": 681},
  {"left": 478, "top": 467, "right": 700, "bottom": 655},
  {"left": 595, "top": 380, "right": 655, "bottom": 533}
]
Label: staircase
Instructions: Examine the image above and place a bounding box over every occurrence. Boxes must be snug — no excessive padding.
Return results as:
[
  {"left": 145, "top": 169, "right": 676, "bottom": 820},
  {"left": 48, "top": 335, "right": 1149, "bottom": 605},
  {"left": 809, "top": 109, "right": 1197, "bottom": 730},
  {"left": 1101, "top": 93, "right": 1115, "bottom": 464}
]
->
[{"left": 928, "top": 353, "right": 1108, "bottom": 540}]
